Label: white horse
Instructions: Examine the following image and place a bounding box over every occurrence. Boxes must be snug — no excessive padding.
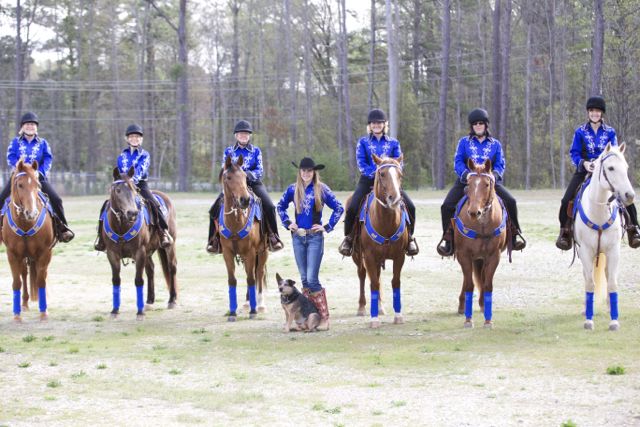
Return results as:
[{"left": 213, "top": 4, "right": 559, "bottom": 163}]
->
[{"left": 574, "top": 142, "right": 635, "bottom": 331}]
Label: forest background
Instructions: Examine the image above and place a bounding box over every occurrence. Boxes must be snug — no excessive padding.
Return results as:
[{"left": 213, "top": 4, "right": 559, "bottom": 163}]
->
[{"left": 0, "top": 0, "right": 636, "bottom": 194}]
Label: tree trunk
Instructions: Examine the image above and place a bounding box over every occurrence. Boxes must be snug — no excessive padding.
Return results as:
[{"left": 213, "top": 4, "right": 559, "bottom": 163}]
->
[
  {"left": 524, "top": 3, "right": 532, "bottom": 190},
  {"left": 498, "top": 0, "right": 511, "bottom": 171},
  {"left": 385, "top": 0, "right": 398, "bottom": 138},
  {"left": 476, "top": 0, "right": 487, "bottom": 106},
  {"left": 591, "top": 0, "right": 604, "bottom": 95},
  {"left": 547, "top": 0, "right": 557, "bottom": 188},
  {"left": 14, "top": 0, "right": 23, "bottom": 132},
  {"left": 338, "top": 0, "right": 355, "bottom": 180},
  {"left": 176, "top": 0, "right": 190, "bottom": 191},
  {"left": 436, "top": 0, "right": 451, "bottom": 190},
  {"left": 284, "top": 0, "right": 298, "bottom": 146},
  {"left": 491, "top": 0, "right": 502, "bottom": 133},
  {"left": 368, "top": 0, "right": 377, "bottom": 110},
  {"left": 302, "top": 0, "right": 314, "bottom": 150}
]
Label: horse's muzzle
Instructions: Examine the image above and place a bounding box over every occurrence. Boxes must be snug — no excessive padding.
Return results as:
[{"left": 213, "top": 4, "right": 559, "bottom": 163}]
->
[
  {"left": 126, "top": 210, "right": 138, "bottom": 222},
  {"left": 238, "top": 196, "right": 250, "bottom": 209},
  {"left": 24, "top": 209, "right": 39, "bottom": 221},
  {"left": 467, "top": 208, "right": 482, "bottom": 219}
]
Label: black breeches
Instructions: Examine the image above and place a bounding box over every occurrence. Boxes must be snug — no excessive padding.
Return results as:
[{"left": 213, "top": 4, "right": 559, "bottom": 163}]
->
[
  {"left": 0, "top": 180, "right": 10, "bottom": 211},
  {"left": 40, "top": 179, "right": 68, "bottom": 225},
  {"left": 626, "top": 203, "right": 639, "bottom": 226},
  {"left": 440, "top": 179, "right": 466, "bottom": 233},
  {"left": 344, "top": 176, "right": 374, "bottom": 236},
  {"left": 495, "top": 184, "right": 521, "bottom": 231},
  {"left": 208, "top": 193, "right": 223, "bottom": 239},
  {"left": 400, "top": 189, "right": 416, "bottom": 236},
  {"left": 250, "top": 181, "right": 279, "bottom": 236},
  {"left": 137, "top": 180, "right": 168, "bottom": 230},
  {"left": 559, "top": 170, "right": 588, "bottom": 227}
]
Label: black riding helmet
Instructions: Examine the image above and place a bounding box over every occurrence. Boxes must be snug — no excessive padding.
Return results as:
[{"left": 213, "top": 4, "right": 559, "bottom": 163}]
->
[
  {"left": 367, "top": 108, "right": 387, "bottom": 123},
  {"left": 468, "top": 108, "right": 489, "bottom": 125},
  {"left": 20, "top": 111, "right": 39, "bottom": 126},
  {"left": 125, "top": 123, "right": 143, "bottom": 136},
  {"left": 586, "top": 96, "right": 606, "bottom": 113},
  {"left": 234, "top": 120, "right": 253, "bottom": 134}
]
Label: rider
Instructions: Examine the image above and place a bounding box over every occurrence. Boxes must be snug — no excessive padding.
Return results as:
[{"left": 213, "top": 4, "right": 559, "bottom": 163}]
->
[
  {"left": 94, "top": 124, "right": 173, "bottom": 251},
  {"left": 206, "top": 120, "right": 284, "bottom": 254},
  {"left": 338, "top": 108, "right": 419, "bottom": 257},
  {"left": 0, "top": 112, "right": 74, "bottom": 243},
  {"left": 556, "top": 95, "right": 640, "bottom": 250},
  {"left": 437, "top": 108, "right": 526, "bottom": 257}
]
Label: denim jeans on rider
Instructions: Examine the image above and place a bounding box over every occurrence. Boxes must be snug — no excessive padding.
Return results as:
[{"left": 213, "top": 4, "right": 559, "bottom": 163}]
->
[{"left": 291, "top": 232, "right": 324, "bottom": 293}]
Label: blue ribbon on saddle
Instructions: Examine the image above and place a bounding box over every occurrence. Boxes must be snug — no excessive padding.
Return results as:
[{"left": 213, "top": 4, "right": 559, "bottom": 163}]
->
[
  {"left": 572, "top": 177, "right": 618, "bottom": 231},
  {"left": 218, "top": 197, "right": 262, "bottom": 240},
  {"left": 101, "top": 198, "right": 150, "bottom": 243},
  {"left": 1, "top": 192, "right": 51, "bottom": 237},
  {"left": 358, "top": 192, "right": 409, "bottom": 245},
  {"left": 454, "top": 195, "right": 508, "bottom": 239}
]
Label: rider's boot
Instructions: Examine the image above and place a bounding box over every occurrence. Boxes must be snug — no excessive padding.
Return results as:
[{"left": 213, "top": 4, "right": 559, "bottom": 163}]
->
[
  {"left": 206, "top": 233, "right": 222, "bottom": 254},
  {"left": 406, "top": 235, "right": 419, "bottom": 256},
  {"left": 626, "top": 224, "right": 640, "bottom": 249},
  {"left": 555, "top": 226, "right": 573, "bottom": 251},
  {"left": 94, "top": 220, "right": 106, "bottom": 251},
  {"left": 338, "top": 235, "right": 353, "bottom": 257},
  {"left": 268, "top": 232, "right": 284, "bottom": 252},
  {"left": 436, "top": 228, "right": 454, "bottom": 257}
]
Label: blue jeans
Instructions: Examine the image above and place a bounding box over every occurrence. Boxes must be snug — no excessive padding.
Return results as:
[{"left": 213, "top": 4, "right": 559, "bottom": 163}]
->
[{"left": 291, "top": 232, "right": 324, "bottom": 293}]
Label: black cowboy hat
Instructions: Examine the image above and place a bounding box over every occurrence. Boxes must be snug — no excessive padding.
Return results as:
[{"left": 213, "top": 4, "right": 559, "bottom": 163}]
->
[{"left": 291, "top": 157, "right": 325, "bottom": 170}]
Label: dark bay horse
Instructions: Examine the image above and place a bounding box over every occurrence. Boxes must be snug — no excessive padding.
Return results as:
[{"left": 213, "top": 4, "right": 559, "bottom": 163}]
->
[
  {"left": 349, "top": 155, "right": 408, "bottom": 328},
  {"left": 2, "top": 159, "right": 56, "bottom": 322},
  {"left": 218, "top": 155, "right": 268, "bottom": 321},
  {"left": 453, "top": 159, "right": 507, "bottom": 328},
  {"left": 102, "top": 167, "right": 178, "bottom": 320}
]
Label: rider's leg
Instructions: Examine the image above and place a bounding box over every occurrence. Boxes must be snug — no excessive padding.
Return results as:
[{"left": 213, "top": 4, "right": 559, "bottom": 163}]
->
[
  {"left": 206, "top": 193, "right": 223, "bottom": 254},
  {"left": 556, "top": 170, "right": 587, "bottom": 250},
  {"left": 250, "top": 181, "right": 283, "bottom": 251},
  {"left": 400, "top": 189, "right": 419, "bottom": 256},
  {"left": 94, "top": 200, "right": 109, "bottom": 251},
  {"left": 495, "top": 184, "right": 526, "bottom": 251},
  {"left": 138, "top": 180, "right": 172, "bottom": 248},
  {"left": 437, "top": 179, "right": 466, "bottom": 256},
  {"left": 39, "top": 178, "right": 74, "bottom": 242},
  {"left": 624, "top": 203, "right": 640, "bottom": 248},
  {"left": 339, "top": 176, "right": 374, "bottom": 256},
  {"left": 0, "top": 180, "right": 11, "bottom": 244}
]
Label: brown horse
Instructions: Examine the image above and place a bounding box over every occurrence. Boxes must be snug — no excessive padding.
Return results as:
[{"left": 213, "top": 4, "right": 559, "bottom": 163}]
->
[
  {"left": 453, "top": 158, "right": 507, "bottom": 328},
  {"left": 218, "top": 155, "right": 268, "bottom": 321},
  {"left": 2, "top": 159, "right": 56, "bottom": 322},
  {"left": 349, "top": 155, "right": 408, "bottom": 328},
  {"left": 102, "top": 167, "right": 178, "bottom": 320}
]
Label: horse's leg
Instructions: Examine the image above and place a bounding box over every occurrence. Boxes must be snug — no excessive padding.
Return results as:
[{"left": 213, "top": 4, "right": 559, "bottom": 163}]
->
[
  {"left": 34, "top": 250, "right": 53, "bottom": 321},
  {"left": 8, "top": 253, "right": 25, "bottom": 322},
  {"left": 363, "top": 256, "right": 382, "bottom": 328},
  {"left": 459, "top": 255, "right": 475, "bottom": 328},
  {"left": 107, "top": 251, "right": 122, "bottom": 319},
  {"left": 21, "top": 259, "right": 29, "bottom": 311},
  {"left": 605, "top": 246, "right": 620, "bottom": 331},
  {"left": 134, "top": 250, "right": 147, "bottom": 320},
  {"left": 577, "top": 244, "right": 596, "bottom": 330},
  {"left": 243, "top": 252, "right": 258, "bottom": 319},
  {"left": 160, "top": 246, "right": 178, "bottom": 309},
  {"left": 391, "top": 254, "right": 406, "bottom": 325},
  {"left": 222, "top": 250, "right": 238, "bottom": 321},
  {"left": 353, "top": 250, "right": 367, "bottom": 316},
  {"left": 256, "top": 251, "right": 268, "bottom": 313},
  {"left": 481, "top": 255, "right": 500, "bottom": 329},
  {"left": 145, "top": 256, "right": 155, "bottom": 308}
]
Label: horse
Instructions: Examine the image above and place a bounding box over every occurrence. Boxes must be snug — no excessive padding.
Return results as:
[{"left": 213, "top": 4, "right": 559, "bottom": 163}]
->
[
  {"left": 1, "top": 159, "right": 56, "bottom": 322},
  {"left": 573, "top": 142, "right": 634, "bottom": 331},
  {"left": 218, "top": 154, "right": 268, "bottom": 321},
  {"left": 349, "top": 154, "right": 408, "bottom": 328},
  {"left": 102, "top": 166, "right": 178, "bottom": 320},
  {"left": 453, "top": 158, "right": 508, "bottom": 329}
]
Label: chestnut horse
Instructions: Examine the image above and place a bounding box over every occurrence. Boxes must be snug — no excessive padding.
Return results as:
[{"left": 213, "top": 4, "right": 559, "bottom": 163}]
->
[
  {"left": 350, "top": 155, "right": 408, "bottom": 328},
  {"left": 218, "top": 155, "right": 268, "bottom": 321},
  {"left": 2, "top": 159, "right": 56, "bottom": 322},
  {"left": 102, "top": 167, "right": 178, "bottom": 320},
  {"left": 453, "top": 159, "right": 507, "bottom": 328}
]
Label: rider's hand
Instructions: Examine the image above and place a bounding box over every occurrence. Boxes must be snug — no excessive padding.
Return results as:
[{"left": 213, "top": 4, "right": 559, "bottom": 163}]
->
[
  {"left": 289, "top": 223, "right": 299, "bottom": 232},
  {"left": 311, "top": 224, "right": 325, "bottom": 233},
  {"left": 460, "top": 171, "right": 469, "bottom": 184},
  {"left": 246, "top": 170, "right": 258, "bottom": 184},
  {"left": 583, "top": 161, "right": 595, "bottom": 173},
  {"left": 492, "top": 171, "right": 503, "bottom": 183}
]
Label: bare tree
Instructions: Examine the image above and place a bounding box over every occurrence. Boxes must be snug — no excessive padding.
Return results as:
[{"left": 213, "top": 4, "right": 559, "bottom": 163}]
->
[
  {"left": 524, "top": 2, "right": 532, "bottom": 189},
  {"left": 498, "top": 0, "right": 511, "bottom": 163},
  {"left": 284, "top": 0, "right": 298, "bottom": 145},
  {"left": 14, "top": 0, "right": 23, "bottom": 131},
  {"left": 337, "top": 0, "right": 355, "bottom": 180},
  {"left": 547, "top": 0, "right": 557, "bottom": 188},
  {"left": 368, "top": 0, "right": 377, "bottom": 110},
  {"left": 591, "top": 0, "right": 604, "bottom": 95},
  {"left": 385, "top": 0, "right": 398, "bottom": 138},
  {"left": 436, "top": 0, "right": 451, "bottom": 190},
  {"left": 491, "top": 0, "right": 502, "bottom": 133}
]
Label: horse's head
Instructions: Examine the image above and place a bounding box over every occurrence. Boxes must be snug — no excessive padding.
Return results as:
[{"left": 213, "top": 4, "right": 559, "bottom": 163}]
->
[
  {"left": 110, "top": 166, "right": 139, "bottom": 223},
  {"left": 372, "top": 154, "right": 403, "bottom": 209},
  {"left": 220, "top": 155, "right": 251, "bottom": 210},
  {"left": 465, "top": 158, "right": 496, "bottom": 221},
  {"left": 11, "top": 159, "right": 42, "bottom": 221},
  {"left": 594, "top": 143, "right": 635, "bottom": 206}
]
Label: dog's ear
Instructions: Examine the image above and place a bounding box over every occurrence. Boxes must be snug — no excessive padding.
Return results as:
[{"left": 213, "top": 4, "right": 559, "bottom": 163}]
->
[
  {"left": 276, "top": 273, "right": 283, "bottom": 283},
  {"left": 289, "top": 280, "right": 297, "bottom": 287}
]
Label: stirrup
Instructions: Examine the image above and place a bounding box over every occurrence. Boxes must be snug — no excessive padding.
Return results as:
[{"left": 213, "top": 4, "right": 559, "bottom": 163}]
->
[
  {"left": 94, "top": 236, "right": 106, "bottom": 251},
  {"left": 627, "top": 226, "right": 640, "bottom": 249},
  {"left": 436, "top": 240, "right": 453, "bottom": 257},
  {"left": 512, "top": 232, "right": 526, "bottom": 251},
  {"left": 406, "top": 237, "right": 419, "bottom": 256},
  {"left": 206, "top": 236, "right": 221, "bottom": 254},
  {"left": 59, "top": 228, "right": 75, "bottom": 243},
  {"left": 555, "top": 228, "right": 572, "bottom": 251},
  {"left": 268, "top": 233, "right": 284, "bottom": 251},
  {"left": 338, "top": 236, "right": 353, "bottom": 257}
]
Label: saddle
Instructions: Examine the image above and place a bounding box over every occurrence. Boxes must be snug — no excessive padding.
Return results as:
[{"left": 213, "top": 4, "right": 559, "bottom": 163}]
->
[{"left": 216, "top": 193, "right": 264, "bottom": 240}]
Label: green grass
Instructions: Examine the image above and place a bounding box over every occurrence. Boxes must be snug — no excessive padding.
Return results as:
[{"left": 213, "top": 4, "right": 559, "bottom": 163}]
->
[{"left": 607, "top": 365, "right": 625, "bottom": 375}]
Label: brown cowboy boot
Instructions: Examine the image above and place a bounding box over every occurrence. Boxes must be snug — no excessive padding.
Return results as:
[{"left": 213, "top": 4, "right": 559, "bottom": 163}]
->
[
  {"left": 338, "top": 235, "right": 353, "bottom": 256},
  {"left": 626, "top": 225, "right": 640, "bottom": 249},
  {"left": 58, "top": 222, "right": 75, "bottom": 243},
  {"left": 436, "top": 229, "right": 453, "bottom": 257},
  {"left": 308, "top": 288, "right": 330, "bottom": 331},
  {"left": 268, "top": 232, "right": 284, "bottom": 252},
  {"left": 555, "top": 227, "right": 573, "bottom": 251},
  {"left": 206, "top": 234, "right": 222, "bottom": 254},
  {"left": 406, "top": 236, "right": 419, "bottom": 256}
]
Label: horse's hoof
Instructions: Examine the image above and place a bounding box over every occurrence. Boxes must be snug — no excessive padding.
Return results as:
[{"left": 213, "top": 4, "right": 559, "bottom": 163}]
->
[
  {"left": 242, "top": 301, "right": 250, "bottom": 310},
  {"left": 370, "top": 319, "right": 381, "bottom": 329},
  {"left": 22, "top": 304, "right": 29, "bottom": 311},
  {"left": 136, "top": 313, "right": 145, "bottom": 321},
  {"left": 249, "top": 312, "right": 257, "bottom": 320},
  {"left": 40, "top": 313, "right": 48, "bottom": 322},
  {"left": 13, "top": 315, "right": 22, "bottom": 323},
  {"left": 483, "top": 321, "right": 493, "bottom": 329},
  {"left": 584, "top": 320, "right": 594, "bottom": 330},
  {"left": 457, "top": 308, "right": 464, "bottom": 315},
  {"left": 227, "top": 315, "right": 237, "bottom": 322},
  {"left": 357, "top": 308, "right": 366, "bottom": 317},
  {"left": 464, "top": 319, "right": 474, "bottom": 329},
  {"left": 609, "top": 320, "right": 620, "bottom": 331},
  {"left": 379, "top": 306, "right": 387, "bottom": 316},
  {"left": 167, "top": 302, "right": 177, "bottom": 309},
  {"left": 393, "top": 315, "right": 404, "bottom": 325},
  {"left": 144, "top": 304, "right": 154, "bottom": 311},
  {"left": 257, "top": 306, "right": 266, "bottom": 314}
]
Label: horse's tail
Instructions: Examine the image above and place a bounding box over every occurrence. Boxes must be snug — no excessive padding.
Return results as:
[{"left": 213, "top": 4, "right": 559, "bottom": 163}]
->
[
  {"left": 157, "top": 248, "right": 174, "bottom": 292},
  {"left": 472, "top": 259, "right": 484, "bottom": 292},
  {"left": 592, "top": 252, "right": 607, "bottom": 305},
  {"left": 28, "top": 259, "right": 38, "bottom": 302}
]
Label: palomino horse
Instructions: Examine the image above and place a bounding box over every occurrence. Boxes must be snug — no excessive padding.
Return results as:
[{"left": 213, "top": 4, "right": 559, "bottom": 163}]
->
[
  {"left": 453, "top": 159, "right": 507, "bottom": 328},
  {"left": 218, "top": 155, "right": 268, "bottom": 321},
  {"left": 350, "top": 155, "right": 408, "bottom": 328},
  {"left": 2, "top": 159, "right": 56, "bottom": 322},
  {"left": 573, "top": 143, "right": 634, "bottom": 331},
  {"left": 102, "top": 167, "right": 178, "bottom": 320}
]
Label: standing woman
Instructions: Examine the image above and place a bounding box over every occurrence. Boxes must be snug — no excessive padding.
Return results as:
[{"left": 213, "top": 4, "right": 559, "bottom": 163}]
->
[
  {"left": 94, "top": 124, "right": 173, "bottom": 251},
  {"left": 338, "top": 108, "right": 419, "bottom": 257},
  {"left": 555, "top": 96, "right": 640, "bottom": 250},
  {"left": 0, "top": 112, "right": 74, "bottom": 243},
  {"left": 206, "top": 120, "right": 283, "bottom": 253},
  {"left": 437, "top": 108, "right": 526, "bottom": 256},
  {"left": 277, "top": 157, "right": 344, "bottom": 330}
]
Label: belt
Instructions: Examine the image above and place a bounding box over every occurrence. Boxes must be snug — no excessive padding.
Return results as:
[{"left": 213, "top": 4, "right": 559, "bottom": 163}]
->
[{"left": 294, "top": 228, "right": 320, "bottom": 236}]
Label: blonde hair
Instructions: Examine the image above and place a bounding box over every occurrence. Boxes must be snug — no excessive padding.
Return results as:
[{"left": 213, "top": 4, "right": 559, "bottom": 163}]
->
[{"left": 294, "top": 170, "right": 323, "bottom": 214}]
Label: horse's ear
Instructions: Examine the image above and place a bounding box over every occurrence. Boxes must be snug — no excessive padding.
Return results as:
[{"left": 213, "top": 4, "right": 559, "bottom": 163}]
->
[
  {"left": 467, "top": 158, "right": 476, "bottom": 171},
  {"left": 16, "top": 158, "right": 24, "bottom": 172},
  {"left": 605, "top": 142, "right": 612, "bottom": 152},
  {"left": 237, "top": 154, "right": 244, "bottom": 167},
  {"left": 31, "top": 160, "right": 39, "bottom": 171},
  {"left": 372, "top": 154, "right": 382, "bottom": 165},
  {"left": 113, "top": 167, "right": 120, "bottom": 180},
  {"left": 224, "top": 155, "right": 232, "bottom": 169},
  {"left": 619, "top": 142, "right": 626, "bottom": 153},
  {"left": 127, "top": 166, "right": 135, "bottom": 178},
  {"left": 483, "top": 158, "right": 492, "bottom": 172}
]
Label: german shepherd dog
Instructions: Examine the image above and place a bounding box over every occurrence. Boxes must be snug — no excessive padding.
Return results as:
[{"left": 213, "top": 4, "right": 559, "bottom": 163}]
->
[{"left": 276, "top": 273, "right": 320, "bottom": 332}]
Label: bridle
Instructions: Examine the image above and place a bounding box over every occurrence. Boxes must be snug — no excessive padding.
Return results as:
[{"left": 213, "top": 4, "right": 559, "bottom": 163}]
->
[
  {"left": 222, "top": 168, "right": 251, "bottom": 217},
  {"left": 110, "top": 178, "right": 139, "bottom": 223},
  {"left": 12, "top": 171, "right": 42, "bottom": 219},
  {"left": 466, "top": 171, "right": 495, "bottom": 218},
  {"left": 374, "top": 162, "right": 403, "bottom": 209},
  {"left": 596, "top": 153, "right": 623, "bottom": 204}
]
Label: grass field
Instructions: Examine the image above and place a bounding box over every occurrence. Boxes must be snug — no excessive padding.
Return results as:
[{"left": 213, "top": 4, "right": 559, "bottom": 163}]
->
[{"left": 0, "top": 190, "right": 639, "bottom": 426}]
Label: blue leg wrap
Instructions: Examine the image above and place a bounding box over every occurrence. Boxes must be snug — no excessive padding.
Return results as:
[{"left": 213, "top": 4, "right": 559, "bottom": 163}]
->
[
  {"left": 136, "top": 285, "right": 144, "bottom": 312},
  {"left": 585, "top": 292, "right": 594, "bottom": 320},
  {"left": 465, "top": 291, "right": 473, "bottom": 319},
  {"left": 228, "top": 286, "right": 238, "bottom": 313},
  {"left": 38, "top": 288, "right": 47, "bottom": 313},
  {"left": 609, "top": 292, "right": 619, "bottom": 321},
  {"left": 248, "top": 285, "right": 257, "bottom": 311},
  {"left": 370, "top": 291, "right": 380, "bottom": 318},
  {"left": 113, "top": 285, "right": 121, "bottom": 311},
  {"left": 483, "top": 292, "right": 492, "bottom": 321},
  {"left": 393, "top": 288, "right": 401, "bottom": 314},
  {"left": 13, "top": 289, "right": 21, "bottom": 315}
]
